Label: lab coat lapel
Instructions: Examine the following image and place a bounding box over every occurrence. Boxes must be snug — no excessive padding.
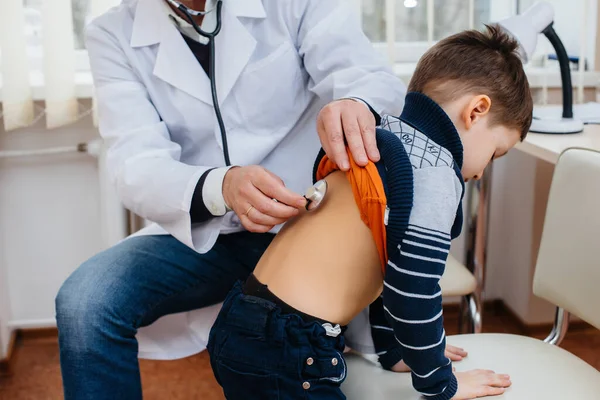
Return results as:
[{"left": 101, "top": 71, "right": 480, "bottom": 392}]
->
[
  {"left": 131, "top": 0, "right": 264, "bottom": 107},
  {"left": 212, "top": 4, "right": 258, "bottom": 106},
  {"left": 154, "top": 15, "right": 213, "bottom": 103},
  {"left": 133, "top": 0, "right": 213, "bottom": 104}
]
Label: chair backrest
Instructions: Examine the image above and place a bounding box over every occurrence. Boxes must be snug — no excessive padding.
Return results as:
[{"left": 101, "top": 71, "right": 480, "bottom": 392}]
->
[{"left": 533, "top": 148, "right": 600, "bottom": 331}]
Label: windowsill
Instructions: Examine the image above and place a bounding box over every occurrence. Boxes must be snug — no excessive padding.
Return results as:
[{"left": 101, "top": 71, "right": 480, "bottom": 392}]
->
[
  {"left": 0, "top": 71, "right": 94, "bottom": 103},
  {"left": 0, "top": 66, "right": 598, "bottom": 102}
]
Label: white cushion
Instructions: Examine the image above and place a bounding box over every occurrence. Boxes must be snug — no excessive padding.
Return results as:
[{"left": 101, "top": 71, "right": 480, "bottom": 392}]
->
[
  {"left": 533, "top": 149, "right": 600, "bottom": 331},
  {"left": 341, "top": 333, "right": 600, "bottom": 400},
  {"left": 439, "top": 255, "right": 477, "bottom": 297}
]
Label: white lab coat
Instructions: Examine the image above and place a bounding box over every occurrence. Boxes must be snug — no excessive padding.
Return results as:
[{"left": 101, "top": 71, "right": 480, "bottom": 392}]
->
[{"left": 88, "top": 0, "right": 406, "bottom": 360}]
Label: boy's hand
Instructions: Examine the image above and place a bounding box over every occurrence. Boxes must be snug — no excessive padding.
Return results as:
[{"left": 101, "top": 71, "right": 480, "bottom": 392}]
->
[
  {"left": 453, "top": 369, "right": 511, "bottom": 399},
  {"left": 446, "top": 344, "right": 468, "bottom": 361},
  {"left": 390, "top": 345, "right": 468, "bottom": 372}
]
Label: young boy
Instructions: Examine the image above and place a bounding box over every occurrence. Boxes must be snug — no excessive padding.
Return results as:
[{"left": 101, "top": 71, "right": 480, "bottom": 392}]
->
[{"left": 207, "top": 24, "right": 532, "bottom": 400}]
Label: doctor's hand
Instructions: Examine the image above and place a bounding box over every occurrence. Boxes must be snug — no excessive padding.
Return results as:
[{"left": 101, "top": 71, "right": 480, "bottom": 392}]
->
[
  {"left": 317, "top": 98, "right": 379, "bottom": 171},
  {"left": 222, "top": 166, "right": 307, "bottom": 233}
]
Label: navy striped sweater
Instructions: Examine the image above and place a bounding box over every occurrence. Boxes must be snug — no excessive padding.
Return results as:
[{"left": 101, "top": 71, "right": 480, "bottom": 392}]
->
[{"left": 315, "top": 92, "right": 465, "bottom": 400}]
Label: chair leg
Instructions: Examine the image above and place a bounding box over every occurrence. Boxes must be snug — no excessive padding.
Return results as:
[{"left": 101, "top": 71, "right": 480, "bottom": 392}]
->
[
  {"left": 467, "top": 294, "right": 482, "bottom": 334},
  {"left": 544, "top": 307, "right": 570, "bottom": 346},
  {"left": 458, "top": 296, "right": 469, "bottom": 334}
]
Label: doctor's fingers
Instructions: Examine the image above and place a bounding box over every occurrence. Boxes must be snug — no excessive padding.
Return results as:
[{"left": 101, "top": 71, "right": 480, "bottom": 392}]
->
[
  {"left": 242, "top": 204, "right": 287, "bottom": 227},
  {"left": 251, "top": 171, "right": 306, "bottom": 211},
  {"left": 243, "top": 184, "right": 300, "bottom": 220},
  {"left": 341, "top": 109, "right": 368, "bottom": 167},
  {"left": 356, "top": 107, "right": 380, "bottom": 163},
  {"left": 238, "top": 214, "right": 274, "bottom": 233},
  {"left": 318, "top": 107, "right": 349, "bottom": 171}
]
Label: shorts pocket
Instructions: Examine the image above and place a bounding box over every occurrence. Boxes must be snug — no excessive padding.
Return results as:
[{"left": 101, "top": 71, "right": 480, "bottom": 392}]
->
[
  {"left": 217, "top": 361, "right": 280, "bottom": 400},
  {"left": 301, "top": 351, "right": 348, "bottom": 384}
]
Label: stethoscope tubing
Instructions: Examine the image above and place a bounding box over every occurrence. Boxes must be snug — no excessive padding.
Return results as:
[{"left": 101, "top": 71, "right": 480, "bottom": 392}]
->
[{"left": 167, "top": 0, "right": 231, "bottom": 166}]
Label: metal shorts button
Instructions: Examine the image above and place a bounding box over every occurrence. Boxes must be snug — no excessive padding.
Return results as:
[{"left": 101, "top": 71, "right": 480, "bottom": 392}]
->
[
  {"left": 331, "top": 358, "right": 338, "bottom": 366},
  {"left": 306, "top": 357, "right": 314, "bottom": 366},
  {"left": 302, "top": 381, "right": 310, "bottom": 390}
]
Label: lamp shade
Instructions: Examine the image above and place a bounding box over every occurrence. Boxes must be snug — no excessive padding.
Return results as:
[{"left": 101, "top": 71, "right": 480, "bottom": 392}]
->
[{"left": 498, "top": 1, "right": 554, "bottom": 63}]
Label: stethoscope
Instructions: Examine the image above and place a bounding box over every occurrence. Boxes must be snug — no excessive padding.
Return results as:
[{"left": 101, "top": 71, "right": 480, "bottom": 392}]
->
[
  {"left": 165, "top": 0, "right": 328, "bottom": 210},
  {"left": 166, "top": 0, "right": 231, "bottom": 166},
  {"left": 304, "top": 179, "right": 327, "bottom": 211}
]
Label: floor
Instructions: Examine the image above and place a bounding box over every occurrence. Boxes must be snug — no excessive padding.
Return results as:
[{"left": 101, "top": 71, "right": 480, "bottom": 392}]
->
[{"left": 1, "top": 306, "right": 599, "bottom": 400}]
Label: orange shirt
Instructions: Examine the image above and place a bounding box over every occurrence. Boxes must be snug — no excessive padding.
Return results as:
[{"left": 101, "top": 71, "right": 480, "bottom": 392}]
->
[{"left": 316, "top": 152, "right": 388, "bottom": 274}]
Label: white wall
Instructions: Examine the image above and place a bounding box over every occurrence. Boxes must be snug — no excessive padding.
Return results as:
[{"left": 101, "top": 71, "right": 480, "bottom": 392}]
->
[
  {"left": 482, "top": 149, "right": 560, "bottom": 324},
  {"left": 0, "top": 113, "right": 104, "bottom": 331},
  {"left": 0, "top": 247, "right": 11, "bottom": 358}
]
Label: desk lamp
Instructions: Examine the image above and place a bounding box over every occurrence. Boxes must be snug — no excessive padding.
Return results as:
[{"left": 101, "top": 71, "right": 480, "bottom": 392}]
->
[{"left": 498, "top": 1, "right": 584, "bottom": 134}]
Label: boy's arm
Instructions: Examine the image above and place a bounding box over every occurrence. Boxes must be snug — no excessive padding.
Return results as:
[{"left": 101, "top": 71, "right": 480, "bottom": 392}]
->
[
  {"left": 383, "top": 165, "right": 462, "bottom": 400},
  {"left": 370, "top": 296, "right": 468, "bottom": 373},
  {"left": 369, "top": 297, "right": 404, "bottom": 369}
]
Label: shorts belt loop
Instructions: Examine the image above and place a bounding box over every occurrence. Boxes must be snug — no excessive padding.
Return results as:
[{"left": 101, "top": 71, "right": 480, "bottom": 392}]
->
[
  {"left": 322, "top": 323, "right": 342, "bottom": 338},
  {"left": 270, "top": 312, "right": 285, "bottom": 344}
]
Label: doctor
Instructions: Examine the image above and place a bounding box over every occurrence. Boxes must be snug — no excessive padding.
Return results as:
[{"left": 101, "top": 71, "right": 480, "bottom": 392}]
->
[{"left": 55, "top": 0, "right": 405, "bottom": 398}]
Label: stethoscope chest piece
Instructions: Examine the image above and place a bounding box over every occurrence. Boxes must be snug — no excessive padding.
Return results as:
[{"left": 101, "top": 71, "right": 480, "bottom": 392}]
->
[{"left": 304, "top": 179, "right": 328, "bottom": 211}]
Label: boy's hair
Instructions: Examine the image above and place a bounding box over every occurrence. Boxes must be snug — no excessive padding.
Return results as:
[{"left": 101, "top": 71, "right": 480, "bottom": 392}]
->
[{"left": 408, "top": 24, "right": 533, "bottom": 140}]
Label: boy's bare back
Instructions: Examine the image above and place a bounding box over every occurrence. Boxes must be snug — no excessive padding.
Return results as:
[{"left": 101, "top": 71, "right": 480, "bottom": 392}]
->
[{"left": 254, "top": 170, "right": 383, "bottom": 326}]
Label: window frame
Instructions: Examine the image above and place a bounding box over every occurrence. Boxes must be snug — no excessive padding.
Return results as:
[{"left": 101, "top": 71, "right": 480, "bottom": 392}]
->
[
  {"left": 1, "top": 0, "right": 598, "bottom": 102},
  {"left": 362, "top": 0, "right": 517, "bottom": 64},
  {"left": 363, "top": 0, "right": 597, "bottom": 72}
]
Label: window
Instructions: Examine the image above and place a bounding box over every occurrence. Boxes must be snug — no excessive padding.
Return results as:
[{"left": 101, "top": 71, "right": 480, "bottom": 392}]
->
[
  {"left": 433, "top": 0, "right": 490, "bottom": 40},
  {"left": 23, "top": 0, "right": 91, "bottom": 49},
  {"left": 361, "top": 0, "right": 491, "bottom": 43},
  {"left": 21, "top": 0, "right": 93, "bottom": 72},
  {"left": 9, "top": 0, "right": 599, "bottom": 83},
  {"left": 359, "top": 0, "right": 597, "bottom": 71}
]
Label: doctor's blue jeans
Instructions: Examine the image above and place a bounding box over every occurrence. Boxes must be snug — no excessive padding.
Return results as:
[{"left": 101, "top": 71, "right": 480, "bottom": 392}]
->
[{"left": 55, "top": 232, "right": 274, "bottom": 400}]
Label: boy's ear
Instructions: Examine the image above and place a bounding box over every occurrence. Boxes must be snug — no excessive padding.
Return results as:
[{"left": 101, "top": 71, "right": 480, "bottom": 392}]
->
[{"left": 463, "top": 95, "right": 491, "bottom": 129}]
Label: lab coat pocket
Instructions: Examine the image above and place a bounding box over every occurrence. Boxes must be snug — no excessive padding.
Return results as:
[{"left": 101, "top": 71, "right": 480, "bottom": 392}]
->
[{"left": 234, "top": 41, "right": 309, "bottom": 136}]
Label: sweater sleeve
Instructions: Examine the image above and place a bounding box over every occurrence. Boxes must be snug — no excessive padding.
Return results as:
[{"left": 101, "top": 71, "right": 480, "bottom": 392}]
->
[
  {"left": 382, "top": 165, "right": 462, "bottom": 400},
  {"left": 368, "top": 297, "right": 404, "bottom": 370}
]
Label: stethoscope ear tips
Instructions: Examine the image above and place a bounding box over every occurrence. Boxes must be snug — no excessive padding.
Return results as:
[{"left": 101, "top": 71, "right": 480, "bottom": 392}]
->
[{"left": 304, "top": 179, "right": 328, "bottom": 211}]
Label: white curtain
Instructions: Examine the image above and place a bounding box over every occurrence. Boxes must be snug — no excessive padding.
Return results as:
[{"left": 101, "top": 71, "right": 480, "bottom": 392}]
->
[
  {"left": 42, "top": 0, "right": 78, "bottom": 129},
  {"left": 0, "top": 0, "right": 119, "bottom": 132},
  {"left": 0, "top": 1, "right": 34, "bottom": 131}
]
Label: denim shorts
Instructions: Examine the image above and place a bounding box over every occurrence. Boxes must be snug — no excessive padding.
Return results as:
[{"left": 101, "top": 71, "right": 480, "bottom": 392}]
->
[{"left": 207, "top": 281, "right": 348, "bottom": 399}]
